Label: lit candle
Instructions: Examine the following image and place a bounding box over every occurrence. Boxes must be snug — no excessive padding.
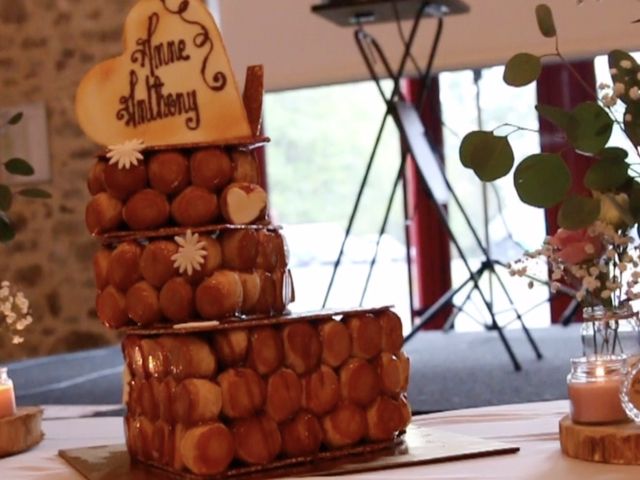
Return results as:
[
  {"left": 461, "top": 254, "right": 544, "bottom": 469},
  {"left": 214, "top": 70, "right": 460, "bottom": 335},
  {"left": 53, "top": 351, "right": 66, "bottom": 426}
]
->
[
  {"left": 0, "top": 367, "right": 16, "bottom": 419},
  {"left": 567, "top": 356, "right": 629, "bottom": 425}
]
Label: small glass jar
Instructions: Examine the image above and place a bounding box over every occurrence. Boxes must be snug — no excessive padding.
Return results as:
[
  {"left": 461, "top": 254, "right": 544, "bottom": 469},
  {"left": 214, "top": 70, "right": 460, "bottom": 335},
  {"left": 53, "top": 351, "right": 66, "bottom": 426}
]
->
[
  {"left": 0, "top": 367, "right": 16, "bottom": 418},
  {"left": 582, "top": 304, "right": 640, "bottom": 359},
  {"left": 567, "top": 355, "right": 629, "bottom": 425}
]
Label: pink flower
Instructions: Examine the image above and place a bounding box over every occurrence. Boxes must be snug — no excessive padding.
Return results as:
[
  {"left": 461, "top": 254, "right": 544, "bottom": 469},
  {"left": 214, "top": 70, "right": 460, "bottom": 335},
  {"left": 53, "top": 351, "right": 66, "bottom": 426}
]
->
[{"left": 549, "top": 229, "right": 604, "bottom": 265}]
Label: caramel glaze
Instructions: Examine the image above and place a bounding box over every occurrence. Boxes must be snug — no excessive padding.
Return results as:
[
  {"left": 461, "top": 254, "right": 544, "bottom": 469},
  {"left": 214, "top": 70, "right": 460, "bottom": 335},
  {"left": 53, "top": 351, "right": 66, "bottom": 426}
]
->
[{"left": 123, "top": 306, "right": 410, "bottom": 476}]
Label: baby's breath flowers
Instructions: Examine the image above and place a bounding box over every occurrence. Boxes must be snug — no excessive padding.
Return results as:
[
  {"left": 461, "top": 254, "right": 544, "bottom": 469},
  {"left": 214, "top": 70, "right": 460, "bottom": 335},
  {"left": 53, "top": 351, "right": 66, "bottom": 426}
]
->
[
  {"left": 509, "top": 220, "right": 640, "bottom": 307},
  {"left": 0, "top": 281, "right": 33, "bottom": 345}
]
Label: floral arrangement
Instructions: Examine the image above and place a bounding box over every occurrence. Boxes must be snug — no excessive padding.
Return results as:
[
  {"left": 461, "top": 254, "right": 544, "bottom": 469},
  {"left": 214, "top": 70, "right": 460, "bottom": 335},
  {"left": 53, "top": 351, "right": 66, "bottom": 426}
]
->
[
  {"left": 0, "top": 281, "right": 33, "bottom": 345},
  {"left": 460, "top": 4, "right": 640, "bottom": 316}
]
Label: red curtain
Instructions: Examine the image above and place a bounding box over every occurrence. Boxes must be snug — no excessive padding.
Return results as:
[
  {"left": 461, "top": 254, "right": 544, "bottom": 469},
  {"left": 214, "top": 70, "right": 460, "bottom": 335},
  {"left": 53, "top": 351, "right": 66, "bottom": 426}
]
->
[
  {"left": 403, "top": 77, "right": 452, "bottom": 329},
  {"left": 536, "top": 60, "right": 597, "bottom": 322}
]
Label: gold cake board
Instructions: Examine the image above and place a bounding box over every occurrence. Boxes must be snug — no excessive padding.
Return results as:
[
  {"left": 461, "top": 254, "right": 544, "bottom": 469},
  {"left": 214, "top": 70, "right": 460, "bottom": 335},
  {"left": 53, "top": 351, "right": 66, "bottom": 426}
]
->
[{"left": 59, "top": 424, "right": 519, "bottom": 479}]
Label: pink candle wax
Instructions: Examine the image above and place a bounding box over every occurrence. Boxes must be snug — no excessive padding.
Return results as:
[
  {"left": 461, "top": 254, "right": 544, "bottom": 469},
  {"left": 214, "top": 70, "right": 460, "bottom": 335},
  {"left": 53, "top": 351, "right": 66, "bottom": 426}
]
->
[
  {"left": 568, "top": 378, "right": 628, "bottom": 424},
  {"left": 0, "top": 384, "right": 16, "bottom": 419},
  {"left": 567, "top": 356, "right": 629, "bottom": 425}
]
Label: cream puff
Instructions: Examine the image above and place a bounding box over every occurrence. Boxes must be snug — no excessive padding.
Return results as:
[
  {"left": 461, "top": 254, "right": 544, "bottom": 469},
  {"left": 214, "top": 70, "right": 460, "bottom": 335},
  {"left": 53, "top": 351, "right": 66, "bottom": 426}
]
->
[
  {"left": 125, "top": 281, "right": 162, "bottom": 326},
  {"left": 180, "top": 423, "right": 235, "bottom": 475},
  {"left": 156, "top": 335, "right": 217, "bottom": 380},
  {"left": 219, "top": 183, "right": 267, "bottom": 225},
  {"left": 148, "top": 150, "right": 190, "bottom": 196},
  {"left": 104, "top": 162, "right": 147, "bottom": 200},
  {"left": 151, "top": 420, "right": 173, "bottom": 466},
  {"left": 156, "top": 377, "right": 176, "bottom": 423},
  {"left": 280, "top": 411, "right": 323, "bottom": 457},
  {"left": 396, "top": 351, "right": 410, "bottom": 392},
  {"left": 185, "top": 236, "right": 223, "bottom": 284},
  {"left": 220, "top": 229, "right": 259, "bottom": 271},
  {"left": 237, "top": 272, "right": 261, "bottom": 311},
  {"left": 194, "top": 270, "right": 243, "bottom": 319},
  {"left": 139, "top": 240, "right": 178, "bottom": 288},
  {"left": 339, "top": 358, "right": 380, "bottom": 407},
  {"left": 190, "top": 147, "right": 233, "bottom": 191},
  {"left": 170, "top": 186, "right": 219, "bottom": 227},
  {"left": 301, "top": 365, "right": 339, "bottom": 416},
  {"left": 250, "top": 271, "right": 275, "bottom": 315},
  {"left": 265, "top": 368, "right": 302, "bottom": 423},
  {"left": 211, "top": 328, "right": 249, "bottom": 367},
  {"left": 378, "top": 309, "right": 404, "bottom": 354},
  {"left": 230, "top": 149, "right": 259, "bottom": 184},
  {"left": 85, "top": 192, "right": 123, "bottom": 234},
  {"left": 322, "top": 402, "right": 367, "bottom": 448},
  {"left": 282, "top": 322, "right": 321, "bottom": 375},
  {"left": 87, "top": 160, "right": 106, "bottom": 195},
  {"left": 232, "top": 415, "right": 281, "bottom": 465},
  {"left": 376, "top": 353, "right": 404, "bottom": 397},
  {"left": 96, "top": 286, "right": 129, "bottom": 328},
  {"left": 159, "top": 277, "right": 194, "bottom": 323},
  {"left": 173, "top": 379, "right": 222, "bottom": 424},
  {"left": 319, "top": 320, "right": 351, "bottom": 368},
  {"left": 93, "top": 248, "right": 112, "bottom": 290},
  {"left": 247, "top": 326, "right": 284, "bottom": 375},
  {"left": 345, "top": 313, "right": 382, "bottom": 359},
  {"left": 255, "top": 230, "right": 287, "bottom": 272},
  {"left": 140, "top": 337, "right": 171, "bottom": 378},
  {"left": 123, "top": 189, "right": 170, "bottom": 230},
  {"left": 107, "top": 241, "right": 142, "bottom": 291},
  {"left": 217, "top": 367, "right": 265, "bottom": 419},
  {"left": 365, "top": 396, "right": 406, "bottom": 441}
]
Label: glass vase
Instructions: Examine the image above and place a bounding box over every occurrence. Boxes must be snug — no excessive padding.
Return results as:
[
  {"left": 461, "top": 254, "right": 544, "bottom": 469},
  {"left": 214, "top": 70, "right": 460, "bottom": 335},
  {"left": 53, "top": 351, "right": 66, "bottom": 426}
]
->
[{"left": 581, "top": 304, "right": 640, "bottom": 359}]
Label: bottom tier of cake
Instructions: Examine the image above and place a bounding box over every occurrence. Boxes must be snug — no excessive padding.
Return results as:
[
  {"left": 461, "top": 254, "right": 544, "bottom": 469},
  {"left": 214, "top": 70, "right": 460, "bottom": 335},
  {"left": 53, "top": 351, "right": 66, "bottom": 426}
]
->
[{"left": 122, "top": 307, "right": 411, "bottom": 477}]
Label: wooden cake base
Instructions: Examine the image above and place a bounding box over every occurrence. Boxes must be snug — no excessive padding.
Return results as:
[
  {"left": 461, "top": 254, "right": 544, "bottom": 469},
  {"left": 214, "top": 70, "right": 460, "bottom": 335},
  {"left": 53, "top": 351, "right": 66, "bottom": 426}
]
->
[
  {"left": 559, "top": 415, "right": 640, "bottom": 464},
  {"left": 0, "top": 406, "right": 44, "bottom": 457}
]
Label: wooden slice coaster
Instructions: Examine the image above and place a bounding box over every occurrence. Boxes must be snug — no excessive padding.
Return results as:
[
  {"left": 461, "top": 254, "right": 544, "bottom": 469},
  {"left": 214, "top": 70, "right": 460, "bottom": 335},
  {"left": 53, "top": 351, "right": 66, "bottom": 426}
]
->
[
  {"left": 0, "top": 406, "right": 44, "bottom": 457},
  {"left": 559, "top": 414, "right": 640, "bottom": 464}
]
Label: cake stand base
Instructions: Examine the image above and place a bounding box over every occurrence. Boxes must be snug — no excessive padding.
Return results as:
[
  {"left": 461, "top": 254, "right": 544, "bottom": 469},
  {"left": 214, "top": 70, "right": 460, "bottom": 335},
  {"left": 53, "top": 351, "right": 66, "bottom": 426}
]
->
[
  {"left": 559, "top": 414, "right": 640, "bottom": 464},
  {"left": 0, "top": 406, "right": 44, "bottom": 457}
]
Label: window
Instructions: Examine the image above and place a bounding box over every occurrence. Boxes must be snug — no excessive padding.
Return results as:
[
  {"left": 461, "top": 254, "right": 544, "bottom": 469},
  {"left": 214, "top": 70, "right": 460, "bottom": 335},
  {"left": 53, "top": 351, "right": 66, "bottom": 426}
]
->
[
  {"left": 264, "top": 81, "right": 411, "bottom": 329},
  {"left": 440, "top": 66, "right": 550, "bottom": 330}
]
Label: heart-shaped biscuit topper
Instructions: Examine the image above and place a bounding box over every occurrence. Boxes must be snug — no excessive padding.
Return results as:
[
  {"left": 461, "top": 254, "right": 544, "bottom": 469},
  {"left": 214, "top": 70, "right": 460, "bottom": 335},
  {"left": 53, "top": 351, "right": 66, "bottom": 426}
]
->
[
  {"left": 75, "top": 0, "right": 252, "bottom": 147},
  {"left": 221, "top": 183, "right": 268, "bottom": 225}
]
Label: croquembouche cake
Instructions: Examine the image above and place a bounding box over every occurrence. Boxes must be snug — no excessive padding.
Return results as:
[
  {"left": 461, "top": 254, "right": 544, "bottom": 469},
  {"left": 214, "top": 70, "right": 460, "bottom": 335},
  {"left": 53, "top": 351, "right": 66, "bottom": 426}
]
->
[{"left": 76, "top": 0, "right": 411, "bottom": 476}]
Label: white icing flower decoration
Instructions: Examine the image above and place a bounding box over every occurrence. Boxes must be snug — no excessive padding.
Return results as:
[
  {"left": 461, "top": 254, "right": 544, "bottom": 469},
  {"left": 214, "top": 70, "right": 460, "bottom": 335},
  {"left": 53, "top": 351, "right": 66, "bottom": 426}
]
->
[
  {"left": 106, "top": 138, "right": 145, "bottom": 170},
  {"left": 171, "top": 230, "right": 207, "bottom": 276}
]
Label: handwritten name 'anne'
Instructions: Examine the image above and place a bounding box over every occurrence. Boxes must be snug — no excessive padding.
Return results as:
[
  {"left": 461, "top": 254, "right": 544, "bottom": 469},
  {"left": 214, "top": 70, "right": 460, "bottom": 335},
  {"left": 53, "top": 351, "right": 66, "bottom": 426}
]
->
[{"left": 117, "top": 12, "right": 201, "bottom": 131}]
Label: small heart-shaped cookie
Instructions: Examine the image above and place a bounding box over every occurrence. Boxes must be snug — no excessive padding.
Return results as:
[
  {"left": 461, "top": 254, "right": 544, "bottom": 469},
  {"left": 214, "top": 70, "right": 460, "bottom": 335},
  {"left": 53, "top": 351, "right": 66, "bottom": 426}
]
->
[{"left": 220, "top": 183, "right": 267, "bottom": 225}]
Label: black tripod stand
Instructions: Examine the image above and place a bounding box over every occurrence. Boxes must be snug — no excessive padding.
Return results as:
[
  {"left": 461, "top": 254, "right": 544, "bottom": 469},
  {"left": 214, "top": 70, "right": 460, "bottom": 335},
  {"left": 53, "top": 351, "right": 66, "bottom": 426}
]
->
[{"left": 312, "top": 0, "right": 543, "bottom": 371}]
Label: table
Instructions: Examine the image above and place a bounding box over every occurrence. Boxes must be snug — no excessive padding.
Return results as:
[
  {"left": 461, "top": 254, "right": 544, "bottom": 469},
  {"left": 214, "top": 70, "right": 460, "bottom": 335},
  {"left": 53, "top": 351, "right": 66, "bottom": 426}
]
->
[{"left": 2, "top": 400, "right": 640, "bottom": 479}]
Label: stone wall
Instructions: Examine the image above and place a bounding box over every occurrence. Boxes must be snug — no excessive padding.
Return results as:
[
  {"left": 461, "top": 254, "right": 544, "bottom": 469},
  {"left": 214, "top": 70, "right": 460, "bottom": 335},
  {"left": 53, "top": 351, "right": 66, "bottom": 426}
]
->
[{"left": 0, "top": 0, "right": 136, "bottom": 361}]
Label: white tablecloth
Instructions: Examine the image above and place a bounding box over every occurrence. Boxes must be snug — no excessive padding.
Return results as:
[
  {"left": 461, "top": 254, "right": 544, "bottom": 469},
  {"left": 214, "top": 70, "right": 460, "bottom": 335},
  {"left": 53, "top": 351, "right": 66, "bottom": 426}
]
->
[{"left": 2, "top": 400, "right": 640, "bottom": 479}]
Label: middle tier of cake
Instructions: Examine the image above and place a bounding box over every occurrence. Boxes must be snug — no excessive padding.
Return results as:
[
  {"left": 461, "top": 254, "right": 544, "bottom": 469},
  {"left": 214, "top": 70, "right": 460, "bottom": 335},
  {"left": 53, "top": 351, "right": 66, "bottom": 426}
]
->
[{"left": 94, "top": 227, "right": 293, "bottom": 328}]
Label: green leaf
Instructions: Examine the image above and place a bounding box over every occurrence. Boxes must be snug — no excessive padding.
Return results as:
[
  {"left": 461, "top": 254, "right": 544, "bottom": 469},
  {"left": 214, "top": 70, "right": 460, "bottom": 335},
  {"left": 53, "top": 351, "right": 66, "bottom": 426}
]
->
[
  {"left": 459, "top": 131, "right": 514, "bottom": 181},
  {"left": 4, "top": 158, "right": 34, "bottom": 176},
  {"left": 608, "top": 50, "right": 640, "bottom": 105},
  {"left": 599, "top": 146, "right": 628, "bottom": 162},
  {"left": 535, "top": 4, "right": 556, "bottom": 38},
  {"left": 17, "top": 188, "right": 51, "bottom": 199},
  {"left": 566, "top": 102, "right": 613, "bottom": 154},
  {"left": 0, "top": 184, "right": 13, "bottom": 212},
  {"left": 0, "top": 185, "right": 12, "bottom": 212},
  {"left": 503, "top": 53, "right": 542, "bottom": 87},
  {"left": 0, "top": 216, "right": 15, "bottom": 243},
  {"left": 536, "top": 104, "right": 571, "bottom": 130},
  {"left": 557, "top": 195, "right": 601, "bottom": 230},
  {"left": 624, "top": 103, "right": 640, "bottom": 145},
  {"left": 514, "top": 153, "right": 571, "bottom": 207},
  {"left": 7, "top": 112, "right": 23, "bottom": 125},
  {"left": 584, "top": 155, "right": 629, "bottom": 192}
]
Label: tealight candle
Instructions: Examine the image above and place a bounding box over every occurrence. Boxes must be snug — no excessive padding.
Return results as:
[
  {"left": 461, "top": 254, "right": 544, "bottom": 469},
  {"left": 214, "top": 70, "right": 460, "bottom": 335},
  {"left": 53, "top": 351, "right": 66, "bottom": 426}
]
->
[
  {"left": 567, "top": 355, "right": 629, "bottom": 425},
  {"left": 0, "top": 367, "right": 16, "bottom": 419}
]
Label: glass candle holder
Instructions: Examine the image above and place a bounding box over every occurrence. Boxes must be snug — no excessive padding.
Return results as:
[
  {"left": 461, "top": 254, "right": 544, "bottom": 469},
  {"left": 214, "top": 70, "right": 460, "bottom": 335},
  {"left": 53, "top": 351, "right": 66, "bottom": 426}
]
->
[
  {"left": 0, "top": 367, "right": 16, "bottom": 419},
  {"left": 567, "top": 355, "right": 629, "bottom": 425}
]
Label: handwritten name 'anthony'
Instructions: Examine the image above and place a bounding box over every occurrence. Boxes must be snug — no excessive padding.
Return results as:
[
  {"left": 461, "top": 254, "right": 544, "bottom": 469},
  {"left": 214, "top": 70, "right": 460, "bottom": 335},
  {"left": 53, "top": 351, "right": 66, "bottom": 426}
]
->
[{"left": 117, "top": 13, "right": 201, "bottom": 130}]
